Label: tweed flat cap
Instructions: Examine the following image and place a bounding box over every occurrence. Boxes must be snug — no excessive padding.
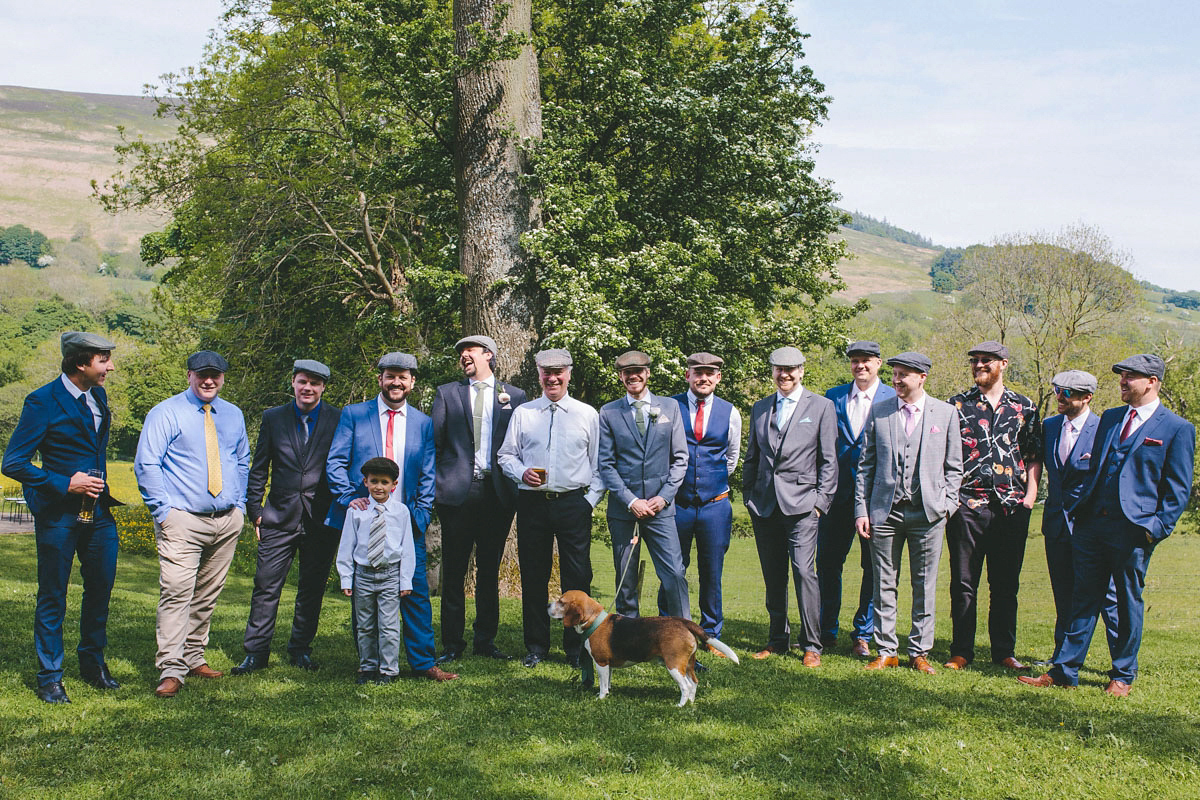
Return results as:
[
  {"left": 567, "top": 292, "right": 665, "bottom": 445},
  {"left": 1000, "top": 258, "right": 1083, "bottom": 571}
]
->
[
  {"left": 61, "top": 331, "right": 116, "bottom": 357},
  {"left": 768, "top": 346, "right": 806, "bottom": 367},
  {"left": 1112, "top": 354, "right": 1165, "bottom": 381},
  {"left": 968, "top": 340, "right": 1009, "bottom": 359},
  {"left": 887, "top": 352, "right": 933, "bottom": 374},
  {"left": 686, "top": 352, "right": 724, "bottom": 369},
  {"left": 845, "top": 340, "right": 882, "bottom": 358},
  {"left": 455, "top": 335, "right": 498, "bottom": 354},
  {"left": 615, "top": 350, "right": 652, "bottom": 371},
  {"left": 1051, "top": 369, "right": 1097, "bottom": 394},
  {"left": 292, "top": 359, "right": 331, "bottom": 380},
  {"left": 377, "top": 352, "right": 419, "bottom": 371},
  {"left": 535, "top": 349, "right": 573, "bottom": 369},
  {"left": 187, "top": 350, "right": 230, "bottom": 373}
]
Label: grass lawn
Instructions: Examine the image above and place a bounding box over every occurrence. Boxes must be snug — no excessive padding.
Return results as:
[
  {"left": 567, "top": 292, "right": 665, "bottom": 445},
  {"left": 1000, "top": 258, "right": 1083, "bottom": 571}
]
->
[{"left": 2, "top": 521, "right": 1199, "bottom": 799}]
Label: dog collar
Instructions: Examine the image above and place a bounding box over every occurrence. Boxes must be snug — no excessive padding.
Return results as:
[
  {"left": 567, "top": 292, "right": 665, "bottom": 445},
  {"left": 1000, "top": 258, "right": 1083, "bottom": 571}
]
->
[{"left": 579, "top": 610, "right": 609, "bottom": 639}]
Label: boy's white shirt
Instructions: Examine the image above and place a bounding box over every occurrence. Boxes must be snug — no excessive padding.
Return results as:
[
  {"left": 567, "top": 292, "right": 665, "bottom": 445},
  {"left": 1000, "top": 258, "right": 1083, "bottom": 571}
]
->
[{"left": 336, "top": 492, "right": 416, "bottom": 592}]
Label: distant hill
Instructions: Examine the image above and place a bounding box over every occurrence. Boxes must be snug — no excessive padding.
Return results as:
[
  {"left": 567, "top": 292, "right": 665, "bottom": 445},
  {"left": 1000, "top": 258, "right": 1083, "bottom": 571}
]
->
[
  {"left": 840, "top": 209, "right": 936, "bottom": 249},
  {"left": 832, "top": 227, "right": 939, "bottom": 301}
]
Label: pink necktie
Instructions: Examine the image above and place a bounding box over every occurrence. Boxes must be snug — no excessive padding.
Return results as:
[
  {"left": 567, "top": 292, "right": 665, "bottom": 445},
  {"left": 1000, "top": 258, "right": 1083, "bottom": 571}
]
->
[{"left": 903, "top": 403, "right": 917, "bottom": 436}]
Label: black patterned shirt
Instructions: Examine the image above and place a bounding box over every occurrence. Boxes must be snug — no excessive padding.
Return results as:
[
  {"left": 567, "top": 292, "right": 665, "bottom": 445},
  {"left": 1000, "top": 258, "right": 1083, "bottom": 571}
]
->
[{"left": 948, "top": 386, "right": 1042, "bottom": 508}]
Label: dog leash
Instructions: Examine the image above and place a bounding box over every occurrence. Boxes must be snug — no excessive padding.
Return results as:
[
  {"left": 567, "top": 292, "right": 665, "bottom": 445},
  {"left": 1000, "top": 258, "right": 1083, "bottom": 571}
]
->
[{"left": 614, "top": 533, "right": 640, "bottom": 598}]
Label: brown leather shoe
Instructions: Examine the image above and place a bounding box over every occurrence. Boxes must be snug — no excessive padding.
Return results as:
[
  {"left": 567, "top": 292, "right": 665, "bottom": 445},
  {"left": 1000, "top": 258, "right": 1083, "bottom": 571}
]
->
[
  {"left": 1104, "top": 679, "right": 1131, "bottom": 696},
  {"left": 909, "top": 655, "right": 936, "bottom": 674},
  {"left": 851, "top": 638, "right": 871, "bottom": 658},
  {"left": 943, "top": 656, "right": 969, "bottom": 670},
  {"left": 187, "top": 664, "right": 224, "bottom": 678},
  {"left": 753, "top": 645, "right": 786, "bottom": 660},
  {"left": 865, "top": 655, "right": 899, "bottom": 670},
  {"left": 997, "top": 656, "right": 1031, "bottom": 671},
  {"left": 1017, "top": 672, "right": 1074, "bottom": 689},
  {"left": 802, "top": 651, "right": 821, "bottom": 668},
  {"left": 416, "top": 666, "right": 459, "bottom": 682},
  {"left": 155, "top": 677, "right": 183, "bottom": 697}
]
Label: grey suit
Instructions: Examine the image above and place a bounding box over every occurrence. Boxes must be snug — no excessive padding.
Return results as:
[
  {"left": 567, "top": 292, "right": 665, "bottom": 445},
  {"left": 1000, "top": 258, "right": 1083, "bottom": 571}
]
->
[
  {"left": 855, "top": 396, "right": 962, "bottom": 658},
  {"left": 598, "top": 393, "right": 691, "bottom": 618},
  {"left": 743, "top": 389, "right": 838, "bottom": 652}
]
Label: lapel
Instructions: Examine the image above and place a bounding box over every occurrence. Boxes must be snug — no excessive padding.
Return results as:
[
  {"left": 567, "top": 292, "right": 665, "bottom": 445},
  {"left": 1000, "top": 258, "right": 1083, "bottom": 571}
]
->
[
  {"left": 95, "top": 387, "right": 111, "bottom": 442},
  {"left": 1125, "top": 405, "right": 1169, "bottom": 458},
  {"left": 885, "top": 401, "right": 904, "bottom": 469},
  {"left": 491, "top": 382, "right": 510, "bottom": 452},
  {"left": 53, "top": 378, "right": 96, "bottom": 442},
  {"left": 619, "top": 397, "right": 646, "bottom": 453},
  {"left": 305, "top": 404, "right": 332, "bottom": 470},
  {"left": 834, "top": 386, "right": 853, "bottom": 443},
  {"left": 284, "top": 404, "right": 305, "bottom": 463},
  {"left": 1045, "top": 415, "right": 1064, "bottom": 470},
  {"left": 1071, "top": 412, "right": 1099, "bottom": 468},
  {"left": 781, "top": 391, "right": 811, "bottom": 442},
  {"left": 368, "top": 398, "right": 385, "bottom": 458},
  {"left": 457, "top": 379, "right": 474, "bottom": 441}
]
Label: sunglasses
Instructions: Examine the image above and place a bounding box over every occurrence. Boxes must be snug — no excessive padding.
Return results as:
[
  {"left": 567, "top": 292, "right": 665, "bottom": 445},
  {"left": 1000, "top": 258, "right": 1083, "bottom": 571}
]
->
[
  {"left": 968, "top": 356, "right": 997, "bottom": 366},
  {"left": 1052, "top": 386, "right": 1075, "bottom": 398}
]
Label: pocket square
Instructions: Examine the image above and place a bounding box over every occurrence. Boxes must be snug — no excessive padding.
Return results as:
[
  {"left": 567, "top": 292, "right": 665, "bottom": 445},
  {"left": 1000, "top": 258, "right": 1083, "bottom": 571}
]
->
[
  {"left": 1144, "top": 437, "right": 1163, "bottom": 446},
  {"left": 1079, "top": 453, "right": 1090, "bottom": 459},
  {"left": 929, "top": 425, "right": 942, "bottom": 434},
  {"left": 797, "top": 417, "right": 812, "bottom": 424}
]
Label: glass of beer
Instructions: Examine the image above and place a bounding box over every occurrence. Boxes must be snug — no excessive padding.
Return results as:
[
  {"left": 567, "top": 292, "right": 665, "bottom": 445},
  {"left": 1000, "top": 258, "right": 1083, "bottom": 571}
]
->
[
  {"left": 531, "top": 467, "right": 548, "bottom": 485},
  {"left": 76, "top": 469, "right": 105, "bottom": 524}
]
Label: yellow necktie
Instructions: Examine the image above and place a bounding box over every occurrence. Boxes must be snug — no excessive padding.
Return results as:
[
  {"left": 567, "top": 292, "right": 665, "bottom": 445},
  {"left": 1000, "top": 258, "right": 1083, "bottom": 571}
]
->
[{"left": 203, "top": 403, "right": 223, "bottom": 497}]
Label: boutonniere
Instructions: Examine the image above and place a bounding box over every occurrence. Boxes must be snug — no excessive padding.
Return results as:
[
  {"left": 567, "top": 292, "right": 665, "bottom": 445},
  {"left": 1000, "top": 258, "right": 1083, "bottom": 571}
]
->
[
  {"left": 1144, "top": 437, "right": 1163, "bottom": 446},
  {"left": 497, "top": 386, "right": 512, "bottom": 407},
  {"left": 648, "top": 406, "right": 662, "bottom": 420}
]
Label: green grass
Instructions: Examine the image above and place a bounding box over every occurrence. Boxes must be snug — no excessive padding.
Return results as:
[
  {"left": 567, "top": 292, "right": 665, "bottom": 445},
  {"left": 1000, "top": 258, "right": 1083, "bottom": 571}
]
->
[{"left": 2, "top": 520, "right": 1199, "bottom": 798}]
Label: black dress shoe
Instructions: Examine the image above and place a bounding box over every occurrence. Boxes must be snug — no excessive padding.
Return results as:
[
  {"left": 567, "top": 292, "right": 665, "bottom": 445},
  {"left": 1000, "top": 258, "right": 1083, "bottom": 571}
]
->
[
  {"left": 80, "top": 662, "right": 121, "bottom": 689},
  {"left": 522, "top": 652, "right": 544, "bottom": 668},
  {"left": 566, "top": 651, "right": 581, "bottom": 669},
  {"left": 355, "top": 670, "right": 379, "bottom": 685},
  {"left": 473, "top": 645, "right": 513, "bottom": 661},
  {"left": 288, "top": 653, "right": 319, "bottom": 672},
  {"left": 36, "top": 681, "right": 70, "bottom": 704},
  {"left": 694, "top": 661, "right": 709, "bottom": 673},
  {"left": 435, "top": 650, "right": 462, "bottom": 665},
  {"left": 374, "top": 674, "right": 395, "bottom": 685},
  {"left": 231, "top": 653, "right": 270, "bottom": 675}
]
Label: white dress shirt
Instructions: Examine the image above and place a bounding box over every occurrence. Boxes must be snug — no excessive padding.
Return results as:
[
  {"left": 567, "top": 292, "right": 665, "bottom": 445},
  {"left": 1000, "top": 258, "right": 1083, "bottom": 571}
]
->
[
  {"left": 898, "top": 393, "right": 927, "bottom": 433},
  {"left": 497, "top": 393, "right": 605, "bottom": 506},
  {"left": 376, "top": 397, "right": 407, "bottom": 497},
  {"left": 775, "top": 385, "right": 805, "bottom": 429},
  {"left": 1121, "top": 398, "right": 1160, "bottom": 440},
  {"left": 336, "top": 493, "right": 416, "bottom": 591},
  {"left": 848, "top": 379, "right": 881, "bottom": 438},
  {"left": 470, "top": 376, "right": 495, "bottom": 471},
  {"left": 686, "top": 390, "right": 742, "bottom": 473},
  {"left": 60, "top": 373, "right": 101, "bottom": 430},
  {"left": 1058, "top": 408, "right": 1092, "bottom": 463}
]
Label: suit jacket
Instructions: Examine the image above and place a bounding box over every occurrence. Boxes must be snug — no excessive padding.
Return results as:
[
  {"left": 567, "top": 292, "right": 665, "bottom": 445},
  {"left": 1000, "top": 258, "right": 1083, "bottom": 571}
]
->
[
  {"left": 1070, "top": 403, "right": 1196, "bottom": 542},
  {"left": 246, "top": 401, "right": 342, "bottom": 530},
  {"left": 431, "top": 378, "right": 527, "bottom": 508},
  {"left": 324, "top": 398, "right": 436, "bottom": 535},
  {"left": 854, "top": 396, "right": 963, "bottom": 526},
  {"left": 1041, "top": 411, "right": 1100, "bottom": 541},
  {"left": 597, "top": 393, "right": 689, "bottom": 521},
  {"left": 742, "top": 388, "right": 838, "bottom": 517},
  {"left": 826, "top": 380, "right": 897, "bottom": 504},
  {"left": 2, "top": 377, "right": 120, "bottom": 522}
]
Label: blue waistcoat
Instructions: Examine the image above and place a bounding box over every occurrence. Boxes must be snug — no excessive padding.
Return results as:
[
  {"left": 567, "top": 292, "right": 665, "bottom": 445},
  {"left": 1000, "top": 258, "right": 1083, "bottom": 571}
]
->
[{"left": 674, "top": 393, "right": 732, "bottom": 506}]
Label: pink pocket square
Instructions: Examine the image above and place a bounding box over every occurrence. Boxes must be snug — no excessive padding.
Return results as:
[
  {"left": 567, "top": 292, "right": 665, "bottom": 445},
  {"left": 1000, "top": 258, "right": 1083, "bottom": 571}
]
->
[
  {"left": 929, "top": 425, "right": 942, "bottom": 433},
  {"left": 1144, "top": 437, "right": 1163, "bottom": 446},
  {"left": 1080, "top": 453, "right": 1090, "bottom": 459}
]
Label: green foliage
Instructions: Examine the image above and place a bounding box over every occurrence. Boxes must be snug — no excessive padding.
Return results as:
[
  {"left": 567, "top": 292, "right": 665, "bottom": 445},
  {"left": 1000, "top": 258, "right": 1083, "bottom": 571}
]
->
[
  {"left": 0, "top": 223, "right": 53, "bottom": 265},
  {"left": 843, "top": 210, "right": 934, "bottom": 248},
  {"left": 1163, "top": 290, "right": 1200, "bottom": 311},
  {"left": 17, "top": 299, "right": 92, "bottom": 348},
  {"left": 929, "top": 246, "right": 965, "bottom": 293}
]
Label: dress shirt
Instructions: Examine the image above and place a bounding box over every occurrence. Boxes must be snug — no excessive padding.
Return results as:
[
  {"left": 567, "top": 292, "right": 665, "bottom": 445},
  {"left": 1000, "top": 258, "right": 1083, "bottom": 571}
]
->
[
  {"left": 294, "top": 401, "right": 320, "bottom": 444},
  {"left": 470, "top": 376, "right": 495, "bottom": 471},
  {"left": 775, "top": 385, "right": 804, "bottom": 429},
  {"left": 336, "top": 493, "right": 416, "bottom": 591},
  {"left": 135, "top": 389, "right": 250, "bottom": 523},
  {"left": 497, "top": 393, "right": 605, "bottom": 506},
  {"left": 1121, "top": 398, "right": 1160, "bottom": 440},
  {"left": 376, "top": 397, "right": 408, "bottom": 497},
  {"left": 1058, "top": 408, "right": 1089, "bottom": 463},
  {"left": 899, "top": 393, "right": 927, "bottom": 427},
  {"left": 848, "top": 379, "right": 881, "bottom": 438},
  {"left": 686, "top": 390, "right": 742, "bottom": 472},
  {"left": 60, "top": 373, "right": 101, "bottom": 431}
]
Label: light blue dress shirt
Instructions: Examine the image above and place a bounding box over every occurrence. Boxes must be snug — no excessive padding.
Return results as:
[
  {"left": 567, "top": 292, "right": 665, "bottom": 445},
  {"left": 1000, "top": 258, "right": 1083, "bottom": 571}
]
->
[{"left": 135, "top": 389, "right": 251, "bottom": 523}]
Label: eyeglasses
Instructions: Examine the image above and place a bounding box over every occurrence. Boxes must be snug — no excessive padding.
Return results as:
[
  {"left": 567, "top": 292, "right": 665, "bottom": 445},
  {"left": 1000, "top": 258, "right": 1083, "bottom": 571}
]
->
[
  {"left": 1052, "top": 387, "right": 1074, "bottom": 398},
  {"left": 968, "top": 357, "right": 997, "bottom": 366}
]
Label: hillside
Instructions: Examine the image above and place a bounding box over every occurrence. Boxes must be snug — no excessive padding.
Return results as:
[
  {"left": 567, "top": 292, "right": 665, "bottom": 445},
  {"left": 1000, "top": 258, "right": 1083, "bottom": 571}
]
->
[{"left": 832, "top": 227, "right": 938, "bottom": 301}]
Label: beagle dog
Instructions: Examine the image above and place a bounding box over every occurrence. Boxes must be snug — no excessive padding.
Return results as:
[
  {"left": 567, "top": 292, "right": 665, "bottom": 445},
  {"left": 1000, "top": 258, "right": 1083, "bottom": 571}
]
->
[{"left": 549, "top": 590, "right": 739, "bottom": 706}]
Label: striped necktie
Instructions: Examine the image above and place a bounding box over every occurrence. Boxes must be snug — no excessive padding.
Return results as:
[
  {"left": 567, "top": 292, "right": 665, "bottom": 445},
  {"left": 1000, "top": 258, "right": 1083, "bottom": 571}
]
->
[{"left": 367, "top": 504, "right": 388, "bottom": 568}]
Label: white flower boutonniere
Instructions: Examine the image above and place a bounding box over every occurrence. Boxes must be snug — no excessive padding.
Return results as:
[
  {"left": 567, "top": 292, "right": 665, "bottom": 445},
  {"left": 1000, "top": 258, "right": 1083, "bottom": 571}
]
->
[
  {"left": 497, "top": 388, "right": 512, "bottom": 407},
  {"left": 648, "top": 406, "right": 662, "bottom": 420}
]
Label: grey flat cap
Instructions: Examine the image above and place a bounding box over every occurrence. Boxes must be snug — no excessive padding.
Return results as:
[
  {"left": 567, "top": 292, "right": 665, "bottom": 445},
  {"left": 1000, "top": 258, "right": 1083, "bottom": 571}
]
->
[
  {"left": 887, "top": 352, "right": 932, "bottom": 374},
  {"left": 1051, "top": 369, "right": 1097, "bottom": 394},
  {"left": 293, "top": 359, "right": 331, "bottom": 380},
  {"left": 615, "top": 350, "right": 652, "bottom": 371},
  {"left": 377, "top": 352, "right": 419, "bottom": 372},
  {"left": 768, "top": 346, "right": 806, "bottom": 367},
  {"left": 686, "top": 352, "right": 724, "bottom": 369},
  {"left": 455, "top": 335, "right": 498, "bottom": 354},
  {"left": 61, "top": 331, "right": 117, "bottom": 357},
  {"left": 845, "top": 340, "right": 882, "bottom": 358},
  {"left": 1112, "top": 354, "right": 1165, "bottom": 381},
  {"left": 535, "top": 348, "right": 573, "bottom": 369},
  {"left": 187, "top": 350, "right": 229, "bottom": 373},
  {"left": 968, "top": 340, "right": 1009, "bottom": 359}
]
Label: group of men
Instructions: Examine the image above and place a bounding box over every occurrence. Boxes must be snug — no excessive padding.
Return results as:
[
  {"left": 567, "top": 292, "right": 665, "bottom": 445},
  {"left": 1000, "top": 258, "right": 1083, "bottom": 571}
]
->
[{"left": 3, "top": 330, "right": 1193, "bottom": 703}]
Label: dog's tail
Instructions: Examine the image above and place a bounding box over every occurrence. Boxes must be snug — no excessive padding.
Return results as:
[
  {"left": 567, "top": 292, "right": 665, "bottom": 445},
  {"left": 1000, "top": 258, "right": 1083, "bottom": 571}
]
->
[{"left": 683, "top": 620, "right": 741, "bottom": 665}]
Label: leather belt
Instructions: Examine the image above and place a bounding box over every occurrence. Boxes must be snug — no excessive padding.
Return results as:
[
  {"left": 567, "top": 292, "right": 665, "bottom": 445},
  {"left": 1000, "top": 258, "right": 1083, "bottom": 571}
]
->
[
  {"left": 679, "top": 491, "right": 730, "bottom": 509},
  {"left": 529, "top": 488, "right": 585, "bottom": 501},
  {"left": 188, "top": 507, "right": 235, "bottom": 518}
]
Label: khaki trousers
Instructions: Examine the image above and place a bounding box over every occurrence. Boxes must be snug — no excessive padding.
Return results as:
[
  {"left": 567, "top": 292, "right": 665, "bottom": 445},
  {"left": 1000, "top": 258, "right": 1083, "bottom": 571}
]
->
[{"left": 155, "top": 508, "right": 244, "bottom": 680}]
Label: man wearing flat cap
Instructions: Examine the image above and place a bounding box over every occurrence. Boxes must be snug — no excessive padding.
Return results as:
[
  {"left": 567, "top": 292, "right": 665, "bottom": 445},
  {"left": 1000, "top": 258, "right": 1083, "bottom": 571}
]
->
[
  {"left": 658, "top": 352, "right": 741, "bottom": 640},
  {"left": 231, "top": 360, "right": 343, "bottom": 676},
  {"left": 598, "top": 350, "right": 691, "bottom": 621},
  {"left": 818, "top": 340, "right": 894, "bottom": 657},
  {"left": 324, "top": 352, "right": 455, "bottom": 681},
  {"left": 4, "top": 332, "right": 121, "bottom": 703},
  {"left": 136, "top": 350, "right": 251, "bottom": 697},
  {"left": 855, "top": 353, "right": 962, "bottom": 674},
  {"left": 498, "top": 348, "right": 605, "bottom": 668},
  {"left": 1035, "top": 369, "right": 1117, "bottom": 665},
  {"left": 1022, "top": 354, "right": 1194, "bottom": 696},
  {"left": 944, "top": 340, "right": 1042, "bottom": 672},
  {"left": 431, "top": 335, "right": 528, "bottom": 664},
  {"left": 743, "top": 346, "right": 838, "bottom": 666}
]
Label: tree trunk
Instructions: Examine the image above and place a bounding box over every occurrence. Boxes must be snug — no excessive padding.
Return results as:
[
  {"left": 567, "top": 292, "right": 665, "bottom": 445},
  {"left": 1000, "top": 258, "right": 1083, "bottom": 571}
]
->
[{"left": 453, "top": 0, "right": 542, "bottom": 382}]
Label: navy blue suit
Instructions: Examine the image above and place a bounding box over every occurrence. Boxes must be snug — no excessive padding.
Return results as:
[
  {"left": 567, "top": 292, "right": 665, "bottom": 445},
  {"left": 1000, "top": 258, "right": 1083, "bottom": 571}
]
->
[
  {"left": 2, "top": 377, "right": 121, "bottom": 687},
  {"left": 1050, "top": 402, "right": 1195, "bottom": 686},
  {"left": 817, "top": 381, "right": 895, "bottom": 643},
  {"left": 1040, "top": 412, "right": 1117, "bottom": 659},
  {"left": 325, "top": 398, "right": 437, "bottom": 672}
]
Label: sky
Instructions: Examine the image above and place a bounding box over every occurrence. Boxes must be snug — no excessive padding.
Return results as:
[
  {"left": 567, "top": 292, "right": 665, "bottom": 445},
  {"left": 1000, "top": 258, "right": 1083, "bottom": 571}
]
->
[{"left": 3, "top": 0, "right": 1197, "bottom": 290}]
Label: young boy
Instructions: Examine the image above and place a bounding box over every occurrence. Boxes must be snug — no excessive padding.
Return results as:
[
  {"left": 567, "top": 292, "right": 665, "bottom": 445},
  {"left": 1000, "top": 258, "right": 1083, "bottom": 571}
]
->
[{"left": 336, "top": 457, "right": 415, "bottom": 684}]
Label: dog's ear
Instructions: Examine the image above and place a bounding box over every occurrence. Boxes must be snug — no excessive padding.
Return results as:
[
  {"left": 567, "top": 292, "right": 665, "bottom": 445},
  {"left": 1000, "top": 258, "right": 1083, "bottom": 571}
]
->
[{"left": 561, "top": 602, "right": 582, "bottom": 627}]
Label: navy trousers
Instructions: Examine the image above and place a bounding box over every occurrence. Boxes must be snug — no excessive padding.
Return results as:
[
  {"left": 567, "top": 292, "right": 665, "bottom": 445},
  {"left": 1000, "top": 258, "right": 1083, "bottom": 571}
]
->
[
  {"left": 658, "top": 498, "right": 732, "bottom": 637},
  {"left": 1044, "top": 532, "right": 1118, "bottom": 661}
]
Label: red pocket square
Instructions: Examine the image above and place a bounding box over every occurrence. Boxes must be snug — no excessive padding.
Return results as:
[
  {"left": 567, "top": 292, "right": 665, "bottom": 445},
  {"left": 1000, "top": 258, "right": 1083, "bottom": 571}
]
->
[{"left": 1144, "top": 437, "right": 1163, "bottom": 446}]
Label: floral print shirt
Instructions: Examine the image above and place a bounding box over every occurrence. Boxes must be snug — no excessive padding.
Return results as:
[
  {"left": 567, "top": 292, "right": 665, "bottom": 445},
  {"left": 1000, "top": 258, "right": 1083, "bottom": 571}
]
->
[{"left": 948, "top": 386, "right": 1043, "bottom": 508}]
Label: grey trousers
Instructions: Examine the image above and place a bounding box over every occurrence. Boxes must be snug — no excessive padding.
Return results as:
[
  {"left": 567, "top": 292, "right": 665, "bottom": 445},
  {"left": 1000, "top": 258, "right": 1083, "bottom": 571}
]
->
[
  {"left": 352, "top": 562, "right": 403, "bottom": 676},
  {"left": 870, "top": 504, "right": 945, "bottom": 658},
  {"left": 609, "top": 513, "right": 690, "bottom": 620}
]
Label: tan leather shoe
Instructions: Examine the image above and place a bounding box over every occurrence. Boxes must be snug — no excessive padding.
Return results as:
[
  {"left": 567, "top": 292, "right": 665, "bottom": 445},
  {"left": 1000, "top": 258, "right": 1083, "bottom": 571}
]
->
[
  {"left": 155, "top": 677, "right": 183, "bottom": 697},
  {"left": 187, "top": 663, "right": 224, "bottom": 678},
  {"left": 851, "top": 638, "right": 871, "bottom": 658},
  {"left": 909, "top": 655, "right": 936, "bottom": 674},
  {"left": 802, "top": 651, "right": 821, "bottom": 668},
  {"left": 417, "top": 666, "right": 459, "bottom": 682},
  {"left": 943, "top": 656, "right": 969, "bottom": 670},
  {"left": 1104, "top": 679, "right": 1131, "bottom": 697},
  {"left": 997, "top": 656, "right": 1031, "bottom": 671},
  {"left": 865, "top": 655, "right": 899, "bottom": 670},
  {"left": 1017, "top": 672, "right": 1074, "bottom": 689},
  {"left": 753, "top": 644, "right": 786, "bottom": 660}
]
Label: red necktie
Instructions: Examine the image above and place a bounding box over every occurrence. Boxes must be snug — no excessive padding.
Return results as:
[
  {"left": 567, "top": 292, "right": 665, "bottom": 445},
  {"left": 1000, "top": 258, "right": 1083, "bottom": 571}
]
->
[
  {"left": 693, "top": 398, "right": 705, "bottom": 440},
  {"left": 385, "top": 409, "right": 400, "bottom": 460},
  {"left": 1119, "top": 408, "right": 1137, "bottom": 443}
]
